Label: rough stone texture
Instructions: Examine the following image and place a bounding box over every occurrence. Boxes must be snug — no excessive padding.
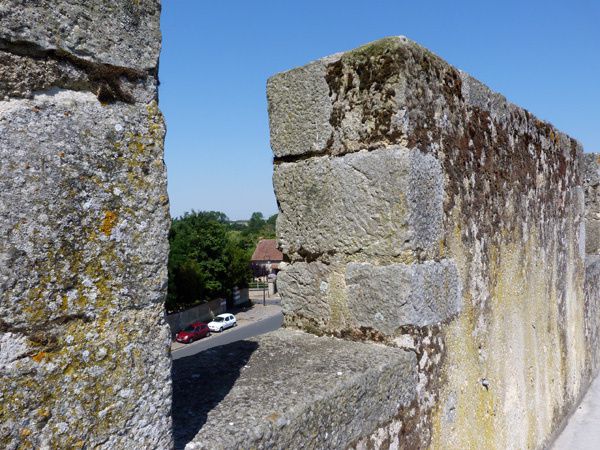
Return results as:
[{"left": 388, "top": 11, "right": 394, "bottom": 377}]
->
[
  {"left": 0, "top": 49, "right": 157, "bottom": 104},
  {"left": 582, "top": 154, "right": 600, "bottom": 384},
  {"left": 583, "top": 153, "right": 600, "bottom": 255},
  {"left": 0, "top": 1, "right": 162, "bottom": 71},
  {"left": 274, "top": 146, "right": 443, "bottom": 261},
  {"left": 346, "top": 260, "right": 461, "bottom": 334},
  {"left": 278, "top": 261, "right": 334, "bottom": 329},
  {"left": 278, "top": 259, "right": 461, "bottom": 337},
  {"left": 584, "top": 258, "right": 600, "bottom": 380},
  {"left": 0, "top": 3, "right": 171, "bottom": 449},
  {"left": 175, "top": 329, "right": 417, "bottom": 450},
  {"left": 267, "top": 55, "right": 338, "bottom": 157},
  {"left": 269, "top": 36, "right": 597, "bottom": 449}
]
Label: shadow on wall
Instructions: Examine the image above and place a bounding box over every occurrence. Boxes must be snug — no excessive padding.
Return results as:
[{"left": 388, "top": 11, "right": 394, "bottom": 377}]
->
[{"left": 171, "top": 340, "right": 258, "bottom": 449}]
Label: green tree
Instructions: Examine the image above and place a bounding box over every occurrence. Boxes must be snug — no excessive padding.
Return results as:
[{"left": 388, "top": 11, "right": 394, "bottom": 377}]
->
[
  {"left": 167, "top": 211, "right": 231, "bottom": 311},
  {"left": 247, "top": 212, "right": 265, "bottom": 234},
  {"left": 166, "top": 210, "right": 278, "bottom": 312}
]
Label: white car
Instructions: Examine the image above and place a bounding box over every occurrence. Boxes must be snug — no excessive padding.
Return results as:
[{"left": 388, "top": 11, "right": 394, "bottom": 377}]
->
[{"left": 208, "top": 314, "right": 237, "bottom": 332}]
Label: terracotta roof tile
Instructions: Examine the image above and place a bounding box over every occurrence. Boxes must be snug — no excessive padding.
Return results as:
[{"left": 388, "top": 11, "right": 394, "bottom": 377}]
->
[{"left": 251, "top": 239, "right": 283, "bottom": 262}]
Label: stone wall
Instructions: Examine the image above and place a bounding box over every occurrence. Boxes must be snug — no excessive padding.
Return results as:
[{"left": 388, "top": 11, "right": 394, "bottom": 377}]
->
[
  {"left": 583, "top": 154, "right": 600, "bottom": 381},
  {"left": 2, "top": 9, "right": 598, "bottom": 448},
  {"left": 269, "top": 37, "right": 600, "bottom": 448},
  {"left": 0, "top": 2, "right": 172, "bottom": 448}
]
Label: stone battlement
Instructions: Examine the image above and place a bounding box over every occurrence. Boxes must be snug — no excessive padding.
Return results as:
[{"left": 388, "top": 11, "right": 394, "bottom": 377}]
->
[{"left": 1, "top": 5, "right": 599, "bottom": 449}]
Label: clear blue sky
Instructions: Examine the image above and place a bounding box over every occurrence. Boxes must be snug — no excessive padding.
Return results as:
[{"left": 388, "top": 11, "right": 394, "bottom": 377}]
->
[{"left": 159, "top": 0, "right": 599, "bottom": 220}]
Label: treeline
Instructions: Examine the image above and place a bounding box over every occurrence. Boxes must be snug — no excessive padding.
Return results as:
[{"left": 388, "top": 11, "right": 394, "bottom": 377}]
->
[{"left": 167, "top": 211, "right": 276, "bottom": 312}]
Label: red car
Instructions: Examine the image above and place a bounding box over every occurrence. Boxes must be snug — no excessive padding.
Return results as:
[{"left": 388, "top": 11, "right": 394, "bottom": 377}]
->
[{"left": 175, "top": 322, "right": 210, "bottom": 344}]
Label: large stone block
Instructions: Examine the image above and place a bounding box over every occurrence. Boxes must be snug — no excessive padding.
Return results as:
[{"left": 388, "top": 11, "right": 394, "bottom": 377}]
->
[
  {"left": 0, "top": 91, "right": 168, "bottom": 324},
  {"left": 279, "top": 259, "right": 461, "bottom": 336},
  {"left": 0, "top": 90, "right": 172, "bottom": 448},
  {"left": 174, "top": 329, "right": 417, "bottom": 450},
  {"left": 278, "top": 261, "right": 333, "bottom": 324},
  {"left": 0, "top": 2, "right": 170, "bottom": 448},
  {"left": 0, "top": 0, "right": 162, "bottom": 71},
  {"left": 346, "top": 260, "right": 461, "bottom": 333},
  {"left": 267, "top": 55, "right": 337, "bottom": 158},
  {"left": 584, "top": 258, "right": 600, "bottom": 377},
  {"left": 583, "top": 153, "right": 600, "bottom": 255},
  {"left": 267, "top": 36, "right": 460, "bottom": 157},
  {"left": 274, "top": 146, "right": 443, "bottom": 260}
]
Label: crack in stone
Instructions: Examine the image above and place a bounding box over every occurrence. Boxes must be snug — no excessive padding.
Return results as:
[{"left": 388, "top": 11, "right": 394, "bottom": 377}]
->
[
  {"left": 0, "top": 313, "right": 92, "bottom": 336},
  {"left": 0, "top": 38, "right": 151, "bottom": 104}
]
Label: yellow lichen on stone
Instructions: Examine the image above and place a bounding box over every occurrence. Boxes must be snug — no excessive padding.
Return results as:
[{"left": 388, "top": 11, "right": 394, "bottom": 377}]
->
[
  {"left": 100, "top": 211, "right": 118, "bottom": 236},
  {"left": 327, "top": 270, "right": 351, "bottom": 329},
  {"left": 31, "top": 352, "right": 48, "bottom": 363},
  {"left": 36, "top": 407, "right": 50, "bottom": 418},
  {"left": 431, "top": 227, "right": 586, "bottom": 449}
]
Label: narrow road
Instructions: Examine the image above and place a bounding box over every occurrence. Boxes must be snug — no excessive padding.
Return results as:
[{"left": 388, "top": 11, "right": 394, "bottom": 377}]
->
[
  {"left": 552, "top": 374, "right": 600, "bottom": 449},
  {"left": 171, "top": 312, "right": 283, "bottom": 360}
]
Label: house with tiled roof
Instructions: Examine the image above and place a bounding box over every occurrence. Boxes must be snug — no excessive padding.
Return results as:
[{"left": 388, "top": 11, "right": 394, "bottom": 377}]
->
[{"left": 250, "top": 239, "right": 283, "bottom": 278}]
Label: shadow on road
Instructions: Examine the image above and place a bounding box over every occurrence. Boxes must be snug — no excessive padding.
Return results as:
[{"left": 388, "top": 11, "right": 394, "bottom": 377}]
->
[{"left": 171, "top": 340, "right": 258, "bottom": 449}]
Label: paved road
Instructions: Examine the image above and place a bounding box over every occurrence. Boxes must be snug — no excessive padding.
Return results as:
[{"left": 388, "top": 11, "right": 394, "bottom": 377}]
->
[
  {"left": 171, "top": 312, "right": 283, "bottom": 360},
  {"left": 552, "top": 374, "right": 600, "bottom": 449}
]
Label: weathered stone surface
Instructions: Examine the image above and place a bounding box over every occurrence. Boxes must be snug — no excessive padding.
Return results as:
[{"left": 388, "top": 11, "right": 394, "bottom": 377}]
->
[
  {"left": 0, "top": 0, "right": 162, "bottom": 71},
  {"left": 0, "top": 49, "right": 157, "bottom": 103},
  {"left": 0, "top": 90, "right": 172, "bottom": 449},
  {"left": 0, "top": 50, "right": 87, "bottom": 99},
  {"left": 267, "top": 35, "right": 577, "bottom": 160},
  {"left": 175, "top": 329, "right": 417, "bottom": 450},
  {"left": 0, "top": 2, "right": 170, "bottom": 448},
  {"left": 1, "top": 309, "right": 172, "bottom": 449},
  {"left": 267, "top": 55, "right": 338, "bottom": 157},
  {"left": 583, "top": 153, "right": 600, "bottom": 255},
  {"left": 274, "top": 146, "right": 443, "bottom": 260},
  {"left": 346, "top": 260, "right": 461, "bottom": 333},
  {"left": 278, "top": 261, "right": 333, "bottom": 328},
  {"left": 584, "top": 258, "right": 600, "bottom": 379},
  {"left": 278, "top": 259, "right": 461, "bottom": 336},
  {"left": 583, "top": 155, "right": 600, "bottom": 380},
  {"left": 0, "top": 91, "right": 168, "bottom": 322},
  {"left": 269, "top": 36, "right": 594, "bottom": 449}
]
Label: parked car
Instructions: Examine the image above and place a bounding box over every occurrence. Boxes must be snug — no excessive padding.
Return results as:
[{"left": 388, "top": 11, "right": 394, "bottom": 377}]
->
[
  {"left": 175, "top": 322, "right": 210, "bottom": 344},
  {"left": 208, "top": 314, "right": 237, "bottom": 332}
]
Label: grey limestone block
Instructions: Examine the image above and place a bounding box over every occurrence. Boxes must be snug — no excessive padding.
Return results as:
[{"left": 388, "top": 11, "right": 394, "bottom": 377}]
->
[
  {"left": 267, "top": 54, "right": 339, "bottom": 158},
  {"left": 0, "top": 90, "right": 172, "bottom": 449},
  {"left": 583, "top": 153, "right": 600, "bottom": 255},
  {"left": 0, "top": 0, "right": 162, "bottom": 71},
  {"left": 346, "top": 260, "right": 462, "bottom": 334},
  {"left": 274, "top": 146, "right": 444, "bottom": 260},
  {"left": 278, "top": 261, "right": 333, "bottom": 323},
  {"left": 0, "top": 1, "right": 171, "bottom": 447},
  {"left": 0, "top": 91, "right": 168, "bottom": 326},
  {"left": 585, "top": 257, "right": 600, "bottom": 377},
  {"left": 278, "top": 258, "right": 461, "bottom": 336},
  {"left": 267, "top": 36, "right": 456, "bottom": 157},
  {"left": 269, "top": 35, "right": 594, "bottom": 450},
  {"left": 267, "top": 35, "right": 578, "bottom": 161},
  {"left": 176, "top": 329, "right": 417, "bottom": 450}
]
